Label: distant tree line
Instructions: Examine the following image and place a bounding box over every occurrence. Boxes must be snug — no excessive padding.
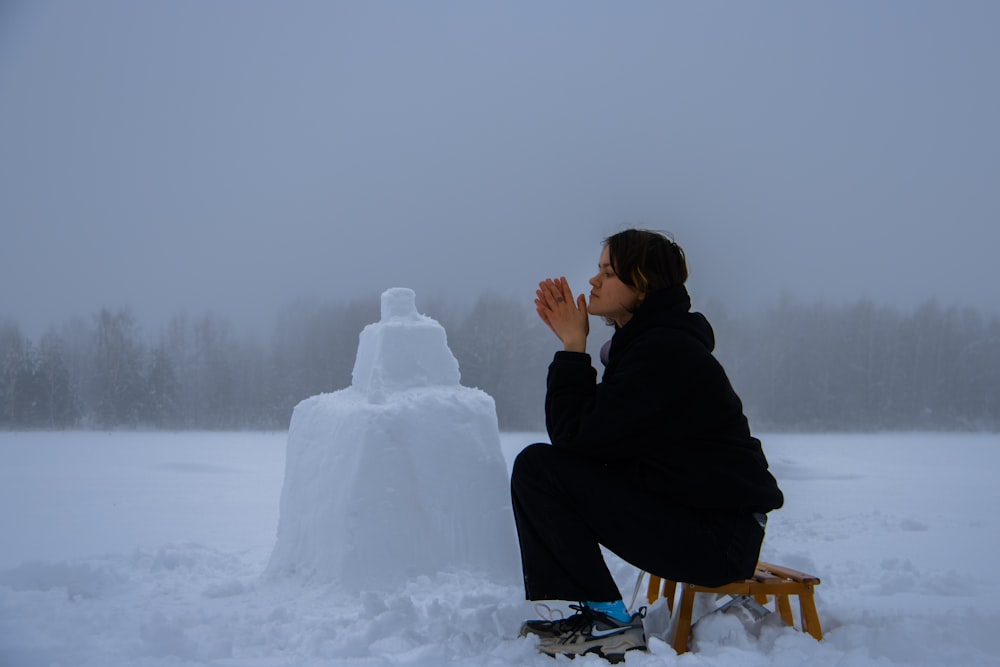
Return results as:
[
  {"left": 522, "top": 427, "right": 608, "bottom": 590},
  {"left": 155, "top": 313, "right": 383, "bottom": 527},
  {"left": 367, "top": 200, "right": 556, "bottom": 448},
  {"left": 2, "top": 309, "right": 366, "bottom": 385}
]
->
[
  {"left": 710, "top": 298, "right": 1000, "bottom": 431},
  {"left": 1, "top": 295, "right": 998, "bottom": 432},
  {"left": 0, "top": 295, "right": 552, "bottom": 432}
]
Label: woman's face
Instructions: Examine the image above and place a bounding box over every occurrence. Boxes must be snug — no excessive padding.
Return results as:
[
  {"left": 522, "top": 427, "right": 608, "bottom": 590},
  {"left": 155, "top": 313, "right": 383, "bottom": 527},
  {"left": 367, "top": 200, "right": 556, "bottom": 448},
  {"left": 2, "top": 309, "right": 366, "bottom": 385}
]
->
[{"left": 588, "top": 246, "right": 644, "bottom": 327}]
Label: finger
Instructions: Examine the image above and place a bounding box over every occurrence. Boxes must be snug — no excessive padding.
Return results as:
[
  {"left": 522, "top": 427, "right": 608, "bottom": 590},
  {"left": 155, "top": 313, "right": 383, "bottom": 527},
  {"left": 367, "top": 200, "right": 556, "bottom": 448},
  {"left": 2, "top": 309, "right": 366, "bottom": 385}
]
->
[
  {"left": 541, "top": 281, "right": 561, "bottom": 305},
  {"left": 558, "top": 277, "right": 575, "bottom": 305},
  {"left": 548, "top": 278, "right": 568, "bottom": 305},
  {"left": 536, "top": 288, "right": 556, "bottom": 311}
]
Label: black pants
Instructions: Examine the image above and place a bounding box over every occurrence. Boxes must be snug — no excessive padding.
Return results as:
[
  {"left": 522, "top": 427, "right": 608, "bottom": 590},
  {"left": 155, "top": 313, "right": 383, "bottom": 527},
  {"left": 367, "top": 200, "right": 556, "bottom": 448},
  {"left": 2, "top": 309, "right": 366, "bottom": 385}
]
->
[{"left": 510, "top": 442, "right": 765, "bottom": 602}]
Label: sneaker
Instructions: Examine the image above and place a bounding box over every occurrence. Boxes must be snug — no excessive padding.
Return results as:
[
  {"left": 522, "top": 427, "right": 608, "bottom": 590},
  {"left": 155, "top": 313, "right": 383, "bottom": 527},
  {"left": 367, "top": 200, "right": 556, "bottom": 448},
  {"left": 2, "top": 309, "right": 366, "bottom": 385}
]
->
[
  {"left": 535, "top": 605, "right": 646, "bottom": 663},
  {"left": 520, "top": 603, "right": 582, "bottom": 638}
]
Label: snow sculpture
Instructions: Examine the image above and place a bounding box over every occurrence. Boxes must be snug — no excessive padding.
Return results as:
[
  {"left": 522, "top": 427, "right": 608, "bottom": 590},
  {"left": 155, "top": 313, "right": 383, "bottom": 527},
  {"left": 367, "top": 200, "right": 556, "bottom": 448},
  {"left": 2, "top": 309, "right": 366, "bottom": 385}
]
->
[{"left": 266, "top": 288, "right": 519, "bottom": 591}]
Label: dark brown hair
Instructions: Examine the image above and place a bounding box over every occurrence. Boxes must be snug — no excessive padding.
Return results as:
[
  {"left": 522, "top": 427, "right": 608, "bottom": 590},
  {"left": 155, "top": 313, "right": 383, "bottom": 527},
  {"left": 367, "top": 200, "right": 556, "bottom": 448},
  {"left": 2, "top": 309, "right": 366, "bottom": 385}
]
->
[{"left": 603, "top": 229, "right": 688, "bottom": 295}]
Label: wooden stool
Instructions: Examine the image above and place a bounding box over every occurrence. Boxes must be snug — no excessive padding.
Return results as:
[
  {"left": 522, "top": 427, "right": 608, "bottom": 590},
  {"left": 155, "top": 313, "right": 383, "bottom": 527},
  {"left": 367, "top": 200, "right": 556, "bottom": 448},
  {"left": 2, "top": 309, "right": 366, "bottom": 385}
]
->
[{"left": 645, "top": 561, "right": 822, "bottom": 654}]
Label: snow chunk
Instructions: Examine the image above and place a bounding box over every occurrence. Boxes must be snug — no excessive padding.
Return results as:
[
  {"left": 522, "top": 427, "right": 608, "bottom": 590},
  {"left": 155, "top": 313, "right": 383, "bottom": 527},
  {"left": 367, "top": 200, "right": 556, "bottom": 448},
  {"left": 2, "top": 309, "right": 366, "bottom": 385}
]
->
[
  {"left": 0, "top": 560, "right": 120, "bottom": 599},
  {"left": 266, "top": 288, "right": 519, "bottom": 592}
]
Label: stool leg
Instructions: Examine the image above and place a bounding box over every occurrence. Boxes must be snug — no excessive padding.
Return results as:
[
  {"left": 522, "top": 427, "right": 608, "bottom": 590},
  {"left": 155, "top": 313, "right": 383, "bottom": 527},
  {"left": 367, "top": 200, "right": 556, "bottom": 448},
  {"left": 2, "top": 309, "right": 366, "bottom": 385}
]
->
[
  {"left": 798, "top": 588, "right": 823, "bottom": 641},
  {"left": 646, "top": 575, "right": 661, "bottom": 605},
  {"left": 672, "top": 585, "right": 696, "bottom": 654},
  {"left": 664, "top": 580, "right": 677, "bottom": 615},
  {"left": 775, "top": 593, "right": 794, "bottom": 627}
]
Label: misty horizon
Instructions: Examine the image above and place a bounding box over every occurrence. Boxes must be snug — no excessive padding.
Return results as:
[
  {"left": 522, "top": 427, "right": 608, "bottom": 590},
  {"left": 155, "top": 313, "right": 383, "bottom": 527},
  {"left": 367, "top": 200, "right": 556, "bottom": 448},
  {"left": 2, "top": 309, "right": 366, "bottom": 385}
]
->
[
  {"left": 3, "top": 288, "right": 997, "bottom": 433},
  {"left": 1, "top": 286, "right": 996, "bottom": 345}
]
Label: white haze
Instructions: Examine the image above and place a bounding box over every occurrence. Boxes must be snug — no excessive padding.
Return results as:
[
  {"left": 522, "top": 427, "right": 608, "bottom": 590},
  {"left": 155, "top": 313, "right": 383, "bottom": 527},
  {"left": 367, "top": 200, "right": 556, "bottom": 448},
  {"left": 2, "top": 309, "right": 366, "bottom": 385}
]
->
[{"left": 1, "top": 1, "right": 999, "bottom": 338}]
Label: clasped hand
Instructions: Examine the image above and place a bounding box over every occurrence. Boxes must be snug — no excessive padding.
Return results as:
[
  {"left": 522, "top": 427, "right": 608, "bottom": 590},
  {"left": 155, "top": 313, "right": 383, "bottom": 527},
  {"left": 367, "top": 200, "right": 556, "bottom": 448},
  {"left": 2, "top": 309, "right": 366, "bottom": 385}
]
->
[{"left": 535, "top": 277, "right": 589, "bottom": 353}]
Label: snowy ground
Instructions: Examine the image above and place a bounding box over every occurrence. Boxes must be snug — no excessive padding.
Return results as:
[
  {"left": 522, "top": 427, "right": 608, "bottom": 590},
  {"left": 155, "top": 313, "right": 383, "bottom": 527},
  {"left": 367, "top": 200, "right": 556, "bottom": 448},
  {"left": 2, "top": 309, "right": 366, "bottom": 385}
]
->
[{"left": 2, "top": 430, "right": 999, "bottom": 666}]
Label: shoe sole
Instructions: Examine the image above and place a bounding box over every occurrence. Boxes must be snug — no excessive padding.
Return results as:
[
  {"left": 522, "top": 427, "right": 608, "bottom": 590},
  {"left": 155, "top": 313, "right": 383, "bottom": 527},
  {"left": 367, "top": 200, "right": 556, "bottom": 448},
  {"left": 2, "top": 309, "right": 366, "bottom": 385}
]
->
[
  {"left": 537, "top": 633, "right": 647, "bottom": 662},
  {"left": 597, "top": 642, "right": 647, "bottom": 664},
  {"left": 538, "top": 645, "right": 646, "bottom": 664}
]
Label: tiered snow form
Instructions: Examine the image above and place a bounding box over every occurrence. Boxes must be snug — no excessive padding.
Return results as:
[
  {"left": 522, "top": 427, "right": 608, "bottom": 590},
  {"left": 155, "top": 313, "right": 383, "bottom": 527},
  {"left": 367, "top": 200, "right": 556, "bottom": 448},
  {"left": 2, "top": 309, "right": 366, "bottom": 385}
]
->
[{"left": 266, "top": 288, "right": 519, "bottom": 591}]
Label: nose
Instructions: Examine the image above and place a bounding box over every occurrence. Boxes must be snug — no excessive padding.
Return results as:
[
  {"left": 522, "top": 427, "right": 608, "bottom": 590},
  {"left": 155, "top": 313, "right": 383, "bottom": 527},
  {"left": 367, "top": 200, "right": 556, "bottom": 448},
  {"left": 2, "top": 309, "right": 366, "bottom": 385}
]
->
[{"left": 589, "top": 273, "right": 599, "bottom": 288}]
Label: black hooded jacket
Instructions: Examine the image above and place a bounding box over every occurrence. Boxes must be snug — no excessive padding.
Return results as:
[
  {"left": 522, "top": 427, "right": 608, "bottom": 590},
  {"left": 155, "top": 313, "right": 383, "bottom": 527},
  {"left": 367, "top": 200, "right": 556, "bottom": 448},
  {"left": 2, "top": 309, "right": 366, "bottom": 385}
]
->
[{"left": 544, "top": 285, "right": 783, "bottom": 513}]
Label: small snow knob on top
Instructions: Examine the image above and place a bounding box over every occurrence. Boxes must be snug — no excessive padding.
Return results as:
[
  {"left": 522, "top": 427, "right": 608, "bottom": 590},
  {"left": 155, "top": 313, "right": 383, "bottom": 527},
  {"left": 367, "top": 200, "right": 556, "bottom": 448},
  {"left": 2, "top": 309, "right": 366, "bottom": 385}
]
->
[{"left": 381, "top": 288, "right": 419, "bottom": 321}]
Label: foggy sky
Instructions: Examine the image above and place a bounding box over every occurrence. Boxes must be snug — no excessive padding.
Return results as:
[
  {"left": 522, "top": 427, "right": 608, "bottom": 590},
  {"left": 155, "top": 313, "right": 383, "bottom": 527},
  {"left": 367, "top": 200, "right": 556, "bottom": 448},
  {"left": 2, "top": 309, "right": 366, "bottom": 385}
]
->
[{"left": 2, "top": 1, "right": 998, "bottom": 339}]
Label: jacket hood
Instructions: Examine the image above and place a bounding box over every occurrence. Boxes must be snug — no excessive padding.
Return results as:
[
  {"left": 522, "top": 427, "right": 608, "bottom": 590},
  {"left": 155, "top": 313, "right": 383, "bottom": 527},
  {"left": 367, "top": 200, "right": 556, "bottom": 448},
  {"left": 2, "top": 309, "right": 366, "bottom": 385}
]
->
[{"left": 618, "top": 285, "right": 715, "bottom": 351}]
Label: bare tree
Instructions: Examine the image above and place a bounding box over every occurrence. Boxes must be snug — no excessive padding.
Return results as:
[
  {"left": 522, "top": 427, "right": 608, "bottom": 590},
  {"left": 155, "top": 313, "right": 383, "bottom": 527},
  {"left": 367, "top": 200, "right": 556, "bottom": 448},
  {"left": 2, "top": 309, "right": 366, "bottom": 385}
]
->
[{"left": 92, "top": 308, "right": 145, "bottom": 427}]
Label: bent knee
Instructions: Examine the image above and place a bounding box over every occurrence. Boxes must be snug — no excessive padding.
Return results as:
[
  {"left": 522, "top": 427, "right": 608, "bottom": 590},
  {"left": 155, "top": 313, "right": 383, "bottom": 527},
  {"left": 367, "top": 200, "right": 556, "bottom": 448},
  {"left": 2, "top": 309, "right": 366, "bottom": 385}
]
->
[
  {"left": 512, "top": 442, "right": 551, "bottom": 471},
  {"left": 511, "top": 442, "right": 555, "bottom": 484}
]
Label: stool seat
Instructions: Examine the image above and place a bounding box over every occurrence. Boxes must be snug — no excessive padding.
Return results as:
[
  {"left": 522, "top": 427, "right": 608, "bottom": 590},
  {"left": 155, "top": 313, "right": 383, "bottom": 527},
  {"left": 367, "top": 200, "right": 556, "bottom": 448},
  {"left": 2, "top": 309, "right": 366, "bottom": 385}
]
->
[{"left": 645, "top": 561, "right": 822, "bottom": 654}]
